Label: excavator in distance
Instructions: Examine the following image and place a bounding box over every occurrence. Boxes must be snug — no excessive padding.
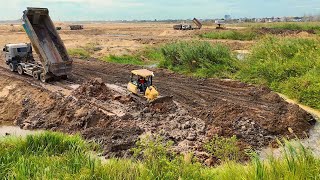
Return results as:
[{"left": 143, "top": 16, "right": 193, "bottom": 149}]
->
[{"left": 127, "top": 69, "right": 172, "bottom": 104}]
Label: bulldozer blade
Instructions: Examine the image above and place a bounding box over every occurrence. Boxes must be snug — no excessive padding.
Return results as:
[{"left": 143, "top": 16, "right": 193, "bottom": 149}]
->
[
  {"left": 130, "top": 94, "right": 148, "bottom": 105},
  {"left": 150, "top": 95, "right": 173, "bottom": 104}
]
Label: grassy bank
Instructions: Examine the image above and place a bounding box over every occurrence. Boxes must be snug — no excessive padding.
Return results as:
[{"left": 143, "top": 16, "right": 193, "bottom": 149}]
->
[
  {"left": 1, "top": 132, "right": 320, "bottom": 179},
  {"left": 158, "top": 41, "right": 239, "bottom": 78},
  {"left": 200, "top": 30, "right": 259, "bottom": 41},
  {"left": 200, "top": 22, "right": 320, "bottom": 41},
  {"left": 251, "top": 22, "right": 320, "bottom": 32},
  {"left": 68, "top": 43, "right": 102, "bottom": 59},
  {"left": 237, "top": 36, "right": 320, "bottom": 109}
]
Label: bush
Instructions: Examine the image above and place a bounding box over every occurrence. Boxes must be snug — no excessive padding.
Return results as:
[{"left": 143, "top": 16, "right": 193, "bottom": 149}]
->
[
  {"left": 237, "top": 36, "right": 320, "bottom": 109},
  {"left": 200, "top": 30, "right": 259, "bottom": 41},
  {"left": 204, "top": 135, "right": 240, "bottom": 161},
  {"left": 159, "top": 41, "right": 239, "bottom": 78}
]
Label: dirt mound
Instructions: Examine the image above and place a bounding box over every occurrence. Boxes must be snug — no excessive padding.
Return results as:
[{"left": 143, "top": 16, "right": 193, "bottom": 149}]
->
[
  {"left": 70, "top": 60, "right": 316, "bottom": 150},
  {"left": 73, "top": 78, "right": 111, "bottom": 100},
  {"left": 258, "top": 27, "right": 315, "bottom": 35}
]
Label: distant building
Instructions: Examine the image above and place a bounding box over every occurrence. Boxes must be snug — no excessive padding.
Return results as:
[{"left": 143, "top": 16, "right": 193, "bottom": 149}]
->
[{"left": 224, "top": 15, "right": 231, "bottom": 21}]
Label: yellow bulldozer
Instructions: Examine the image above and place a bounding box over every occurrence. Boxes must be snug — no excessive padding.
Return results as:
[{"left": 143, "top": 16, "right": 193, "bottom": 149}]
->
[{"left": 127, "top": 69, "right": 172, "bottom": 103}]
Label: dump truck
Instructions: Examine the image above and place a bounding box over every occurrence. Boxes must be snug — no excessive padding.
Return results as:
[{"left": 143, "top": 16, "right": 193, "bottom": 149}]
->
[
  {"left": 70, "top": 25, "right": 83, "bottom": 30},
  {"left": 3, "top": 7, "right": 72, "bottom": 82},
  {"left": 173, "top": 18, "right": 202, "bottom": 30}
]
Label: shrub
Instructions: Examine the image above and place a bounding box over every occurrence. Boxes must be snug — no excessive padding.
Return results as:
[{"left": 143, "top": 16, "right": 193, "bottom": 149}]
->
[
  {"left": 204, "top": 135, "right": 240, "bottom": 161},
  {"left": 237, "top": 36, "right": 320, "bottom": 109},
  {"left": 159, "top": 41, "right": 239, "bottom": 78}
]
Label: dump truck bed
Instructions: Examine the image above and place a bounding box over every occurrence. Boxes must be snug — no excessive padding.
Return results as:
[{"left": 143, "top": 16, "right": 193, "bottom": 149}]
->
[
  {"left": 193, "top": 18, "right": 202, "bottom": 29},
  {"left": 22, "top": 7, "right": 72, "bottom": 77}
]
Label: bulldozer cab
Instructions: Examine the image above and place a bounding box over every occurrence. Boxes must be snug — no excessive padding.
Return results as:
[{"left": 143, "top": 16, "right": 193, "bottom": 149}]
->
[
  {"left": 129, "top": 69, "right": 153, "bottom": 93},
  {"left": 127, "top": 69, "right": 160, "bottom": 101}
]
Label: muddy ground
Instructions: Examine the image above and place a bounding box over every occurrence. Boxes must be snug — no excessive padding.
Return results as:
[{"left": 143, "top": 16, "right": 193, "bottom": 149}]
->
[
  {"left": 0, "top": 57, "right": 316, "bottom": 164},
  {"left": 0, "top": 22, "right": 317, "bottom": 164}
]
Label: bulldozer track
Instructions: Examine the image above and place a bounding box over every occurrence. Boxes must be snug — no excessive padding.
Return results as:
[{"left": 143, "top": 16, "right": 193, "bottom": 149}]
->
[{"left": 70, "top": 59, "right": 282, "bottom": 112}]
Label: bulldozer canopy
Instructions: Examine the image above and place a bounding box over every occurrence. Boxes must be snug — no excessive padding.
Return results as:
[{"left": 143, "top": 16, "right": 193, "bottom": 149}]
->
[{"left": 131, "top": 69, "right": 154, "bottom": 78}]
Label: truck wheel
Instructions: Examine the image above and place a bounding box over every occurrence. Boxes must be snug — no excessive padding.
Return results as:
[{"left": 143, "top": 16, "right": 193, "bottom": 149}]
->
[
  {"left": 32, "top": 71, "right": 40, "bottom": 80},
  {"left": 40, "top": 73, "right": 49, "bottom": 83},
  {"left": 17, "top": 65, "right": 24, "bottom": 75},
  {"left": 60, "top": 75, "right": 68, "bottom": 80},
  {"left": 9, "top": 63, "right": 16, "bottom": 72}
]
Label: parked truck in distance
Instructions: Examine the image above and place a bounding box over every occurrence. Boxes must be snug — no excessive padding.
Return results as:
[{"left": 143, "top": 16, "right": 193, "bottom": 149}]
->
[
  {"left": 173, "top": 18, "right": 202, "bottom": 30},
  {"left": 4, "top": 7, "right": 73, "bottom": 82},
  {"left": 70, "top": 25, "right": 83, "bottom": 30}
]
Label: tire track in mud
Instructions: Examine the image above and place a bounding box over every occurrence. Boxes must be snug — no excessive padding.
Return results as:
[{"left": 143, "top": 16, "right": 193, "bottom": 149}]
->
[{"left": 70, "top": 59, "right": 277, "bottom": 111}]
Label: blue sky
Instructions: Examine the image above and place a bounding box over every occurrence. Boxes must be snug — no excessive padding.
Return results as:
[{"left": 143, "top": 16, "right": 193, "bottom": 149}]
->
[{"left": 1, "top": 0, "right": 320, "bottom": 21}]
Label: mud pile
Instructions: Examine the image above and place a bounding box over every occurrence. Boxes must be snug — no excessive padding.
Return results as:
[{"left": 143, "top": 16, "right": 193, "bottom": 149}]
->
[
  {"left": 14, "top": 76, "right": 317, "bottom": 163},
  {"left": 194, "top": 86, "right": 315, "bottom": 149},
  {"left": 73, "top": 78, "right": 111, "bottom": 100}
]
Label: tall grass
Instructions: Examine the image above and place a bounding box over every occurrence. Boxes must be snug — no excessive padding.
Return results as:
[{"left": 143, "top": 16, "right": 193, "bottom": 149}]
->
[
  {"left": 200, "top": 30, "right": 259, "bottom": 41},
  {"left": 237, "top": 36, "right": 320, "bottom": 109},
  {"left": 201, "top": 22, "right": 320, "bottom": 41},
  {"left": 1, "top": 132, "right": 320, "bottom": 179},
  {"left": 102, "top": 55, "right": 145, "bottom": 65},
  {"left": 158, "top": 41, "right": 239, "bottom": 78},
  {"left": 253, "top": 22, "right": 320, "bottom": 32}
]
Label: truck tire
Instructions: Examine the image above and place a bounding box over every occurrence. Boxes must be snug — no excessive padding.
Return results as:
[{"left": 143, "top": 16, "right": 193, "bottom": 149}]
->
[
  {"left": 9, "top": 63, "right": 16, "bottom": 72},
  {"left": 60, "top": 75, "right": 68, "bottom": 80},
  {"left": 17, "top": 65, "right": 24, "bottom": 75},
  {"left": 40, "top": 73, "right": 49, "bottom": 83},
  {"left": 32, "top": 71, "right": 40, "bottom": 80}
]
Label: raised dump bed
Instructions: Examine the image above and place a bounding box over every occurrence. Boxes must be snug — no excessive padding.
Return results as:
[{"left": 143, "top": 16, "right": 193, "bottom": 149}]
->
[{"left": 22, "top": 7, "right": 72, "bottom": 81}]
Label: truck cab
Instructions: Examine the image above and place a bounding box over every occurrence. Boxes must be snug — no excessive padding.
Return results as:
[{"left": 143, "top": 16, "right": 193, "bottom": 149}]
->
[{"left": 3, "top": 43, "right": 34, "bottom": 70}]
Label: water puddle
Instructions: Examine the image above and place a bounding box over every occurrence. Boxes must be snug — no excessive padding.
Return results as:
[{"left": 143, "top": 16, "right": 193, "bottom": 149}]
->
[{"left": 0, "top": 126, "right": 42, "bottom": 137}]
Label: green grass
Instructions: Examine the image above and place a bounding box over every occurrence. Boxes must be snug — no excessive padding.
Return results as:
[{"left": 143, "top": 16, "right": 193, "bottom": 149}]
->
[
  {"left": 101, "top": 48, "right": 162, "bottom": 66},
  {"left": 253, "top": 22, "right": 320, "bottom": 32},
  {"left": 68, "top": 48, "right": 90, "bottom": 59},
  {"left": 200, "top": 30, "right": 259, "bottom": 41},
  {"left": 1, "top": 132, "right": 320, "bottom": 179},
  {"left": 200, "top": 22, "right": 320, "bottom": 41},
  {"left": 68, "top": 43, "right": 102, "bottom": 59},
  {"left": 158, "top": 41, "right": 239, "bottom": 78},
  {"left": 102, "top": 55, "right": 145, "bottom": 65},
  {"left": 236, "top": 36, "right": 320, "bottom": 109}
]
